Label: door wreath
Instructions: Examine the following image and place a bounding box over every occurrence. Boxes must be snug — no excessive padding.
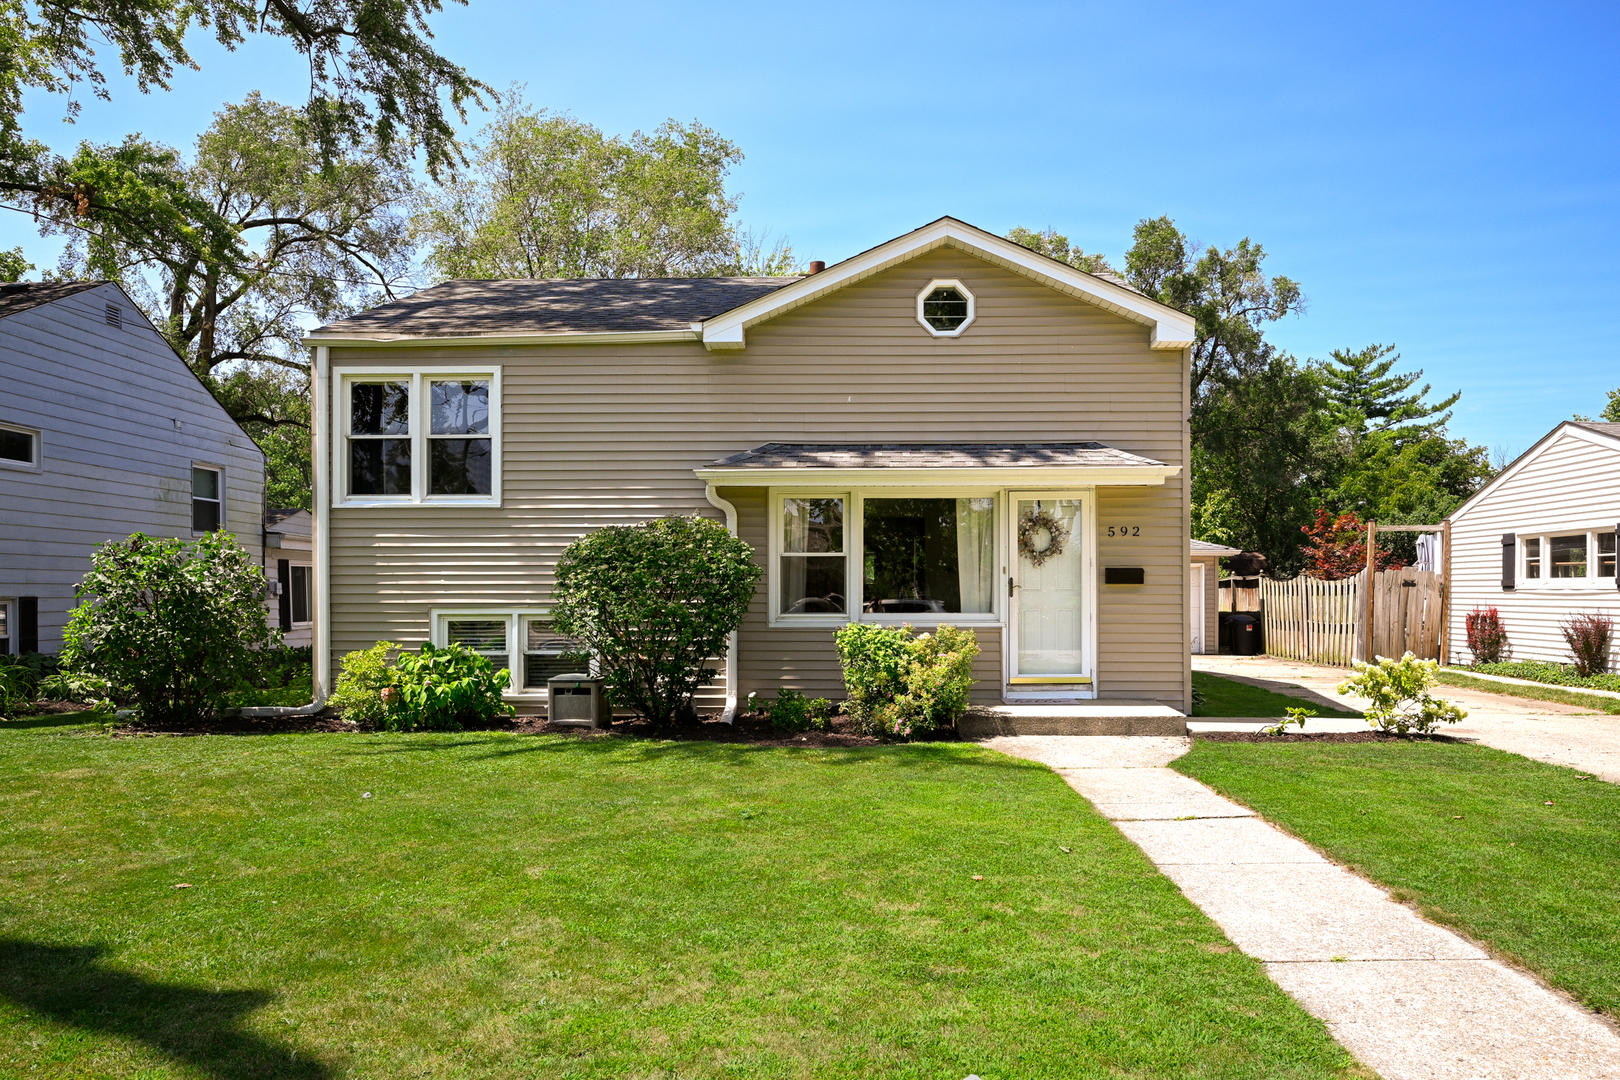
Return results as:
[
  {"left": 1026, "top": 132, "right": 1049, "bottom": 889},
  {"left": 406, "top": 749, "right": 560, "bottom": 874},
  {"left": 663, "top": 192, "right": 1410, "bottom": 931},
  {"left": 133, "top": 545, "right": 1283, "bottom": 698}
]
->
[{"left": 1018, "top": 506, "right": 1069, "bottom": 567}]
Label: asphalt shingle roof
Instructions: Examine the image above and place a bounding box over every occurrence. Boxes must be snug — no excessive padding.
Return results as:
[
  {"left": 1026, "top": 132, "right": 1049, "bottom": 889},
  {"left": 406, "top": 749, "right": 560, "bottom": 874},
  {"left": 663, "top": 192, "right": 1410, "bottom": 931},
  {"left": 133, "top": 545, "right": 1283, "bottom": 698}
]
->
[
  {"left": 709, "top": 442, "right": 1169, "bottom": 470},
  {"left": 312, "top": 277, "right": 802, "bottom": 338},
  {"left": 0, "top": 281, "right": 106, "bottom": 321},
  {"left": 1571, "top": 421, "right": 1620, "bottom": 438}
]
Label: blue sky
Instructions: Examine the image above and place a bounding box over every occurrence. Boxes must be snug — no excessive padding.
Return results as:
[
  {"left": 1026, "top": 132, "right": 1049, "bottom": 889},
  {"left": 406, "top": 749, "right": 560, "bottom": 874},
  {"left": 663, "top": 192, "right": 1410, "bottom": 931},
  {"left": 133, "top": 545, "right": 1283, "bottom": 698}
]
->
[{"left": 5, "top": 0, "right": 1616, "bottom": 455}]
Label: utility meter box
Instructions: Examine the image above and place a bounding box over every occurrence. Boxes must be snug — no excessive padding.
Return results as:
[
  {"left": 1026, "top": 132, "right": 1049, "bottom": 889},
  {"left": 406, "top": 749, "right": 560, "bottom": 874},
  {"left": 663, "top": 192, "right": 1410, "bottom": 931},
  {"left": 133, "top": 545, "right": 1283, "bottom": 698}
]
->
[{"left": 547, "top": 674, "right": 609, "bottom": 728}]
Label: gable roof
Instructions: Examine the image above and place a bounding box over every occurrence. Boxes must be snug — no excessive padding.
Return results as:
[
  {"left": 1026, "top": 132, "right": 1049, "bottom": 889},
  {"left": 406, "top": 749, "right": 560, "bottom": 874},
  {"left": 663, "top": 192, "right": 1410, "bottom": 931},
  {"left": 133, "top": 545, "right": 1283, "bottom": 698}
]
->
[
  {"left": 1448, "top": 420, "right": 1620, "bottom": 524},
  {"left": 1191, "top": 539, "right": 1242, "bottom": 557},
  {"left": 0, "top": 281, "right": 107, "bottom": 320},
  {"left": 305, "top": 216, "right": 1196, "bottom": 352},
  {"left": 311, "top": 277, "right": 798, "bottom": 341}
]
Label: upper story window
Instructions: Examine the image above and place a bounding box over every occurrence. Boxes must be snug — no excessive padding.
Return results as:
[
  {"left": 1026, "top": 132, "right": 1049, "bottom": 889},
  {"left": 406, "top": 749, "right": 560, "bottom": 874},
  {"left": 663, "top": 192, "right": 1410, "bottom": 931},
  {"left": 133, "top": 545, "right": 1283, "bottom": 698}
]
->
[
  {"left": 1520, "top": 530, "right": 1616, "bottom": 585},
  {"left": 0, "top": 422, "right": 39, "bottom": 471},
  {"left": 916, "top": 279, "right": 976, "bottom": 337},
  {"left": 336, "top": 369, "right": 501, "bottom": 507},
  {"left": 192, "top": 466, "right": 222, "bottom": 531}
]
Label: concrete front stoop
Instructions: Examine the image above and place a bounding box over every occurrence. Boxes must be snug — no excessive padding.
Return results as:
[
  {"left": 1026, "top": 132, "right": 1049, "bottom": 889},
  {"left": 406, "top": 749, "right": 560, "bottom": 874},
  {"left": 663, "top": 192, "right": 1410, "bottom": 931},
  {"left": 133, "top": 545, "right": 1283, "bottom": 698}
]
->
[{"left": 959, "top": 704, "right": 1187, "bottom": 738}]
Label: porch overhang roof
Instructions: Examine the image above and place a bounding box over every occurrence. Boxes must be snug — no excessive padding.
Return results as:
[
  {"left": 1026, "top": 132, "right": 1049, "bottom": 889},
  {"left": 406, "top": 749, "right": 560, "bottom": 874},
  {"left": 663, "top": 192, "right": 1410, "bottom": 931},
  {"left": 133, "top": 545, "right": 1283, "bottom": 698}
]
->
[{"left": 693, "top": 442, "right": 1180, "bottom": 488}]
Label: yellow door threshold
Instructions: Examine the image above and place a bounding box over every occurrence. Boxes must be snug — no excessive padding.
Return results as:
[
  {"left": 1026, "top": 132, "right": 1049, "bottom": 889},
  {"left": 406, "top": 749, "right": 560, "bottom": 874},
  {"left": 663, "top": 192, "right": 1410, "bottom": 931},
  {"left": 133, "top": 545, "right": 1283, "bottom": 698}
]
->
[{"left": 1007, "top": 676, "right": 1093, "bottom": 685}]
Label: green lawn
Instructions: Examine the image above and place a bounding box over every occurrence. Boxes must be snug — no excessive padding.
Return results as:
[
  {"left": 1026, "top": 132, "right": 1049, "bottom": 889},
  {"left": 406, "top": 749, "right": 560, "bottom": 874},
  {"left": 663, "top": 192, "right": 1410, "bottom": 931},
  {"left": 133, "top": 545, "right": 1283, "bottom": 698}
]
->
[
  {"left": 1175, "top": 738, "right": 1620, "bottom": 1015},
  {"left": 0, "top": 716, "right": 1366, "bottom": 1079},
  {"left": 1192, "top": 672, "right": 1362, "bottom": 719}
]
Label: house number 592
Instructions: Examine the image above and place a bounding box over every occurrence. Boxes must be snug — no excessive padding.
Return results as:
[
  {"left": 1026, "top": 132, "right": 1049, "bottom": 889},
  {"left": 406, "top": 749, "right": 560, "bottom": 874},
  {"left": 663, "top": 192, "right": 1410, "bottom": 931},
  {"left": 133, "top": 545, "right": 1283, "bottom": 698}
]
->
[{"left": 1107, "top": 526, "right": 1141, "bottom": 537}]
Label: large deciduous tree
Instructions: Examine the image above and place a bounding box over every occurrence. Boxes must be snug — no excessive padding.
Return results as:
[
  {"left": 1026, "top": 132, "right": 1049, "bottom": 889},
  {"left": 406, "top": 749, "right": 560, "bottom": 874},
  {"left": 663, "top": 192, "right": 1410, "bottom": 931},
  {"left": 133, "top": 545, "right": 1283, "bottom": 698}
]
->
[
  {"left": 412, "top": 92, "right": 791, "bottom": 280},
  {"left": 33, "top": 93, "right": 416, "bottom": 507}
]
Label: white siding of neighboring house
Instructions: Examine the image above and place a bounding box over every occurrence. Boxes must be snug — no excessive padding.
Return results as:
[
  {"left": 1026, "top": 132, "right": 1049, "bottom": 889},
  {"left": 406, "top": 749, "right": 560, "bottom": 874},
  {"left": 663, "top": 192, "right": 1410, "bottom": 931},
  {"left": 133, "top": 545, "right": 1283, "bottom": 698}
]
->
[
  {"left": 0, "top": 284, "right": 266, "bottom": 653},
  {"left": 1447, "top": 423, "right": 1620, "bottom": 666}
]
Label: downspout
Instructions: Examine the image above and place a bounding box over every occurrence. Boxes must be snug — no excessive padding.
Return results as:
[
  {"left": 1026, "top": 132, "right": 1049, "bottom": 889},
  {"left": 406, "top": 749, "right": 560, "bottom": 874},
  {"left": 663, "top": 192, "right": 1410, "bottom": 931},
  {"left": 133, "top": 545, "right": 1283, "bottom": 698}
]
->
[
  {"left": 705, "top": 483, "right": 741, "bottom": 724},
  {"left": 244, "top": 345, "right": 330, "bottom": 719}
]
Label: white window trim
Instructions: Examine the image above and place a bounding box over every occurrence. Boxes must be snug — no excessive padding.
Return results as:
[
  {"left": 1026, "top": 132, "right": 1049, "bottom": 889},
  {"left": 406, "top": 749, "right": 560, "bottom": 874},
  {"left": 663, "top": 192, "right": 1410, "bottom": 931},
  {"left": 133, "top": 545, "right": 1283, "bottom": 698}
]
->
[
  {"left": 429, "top": 607, "right": 557, "bottom": 698},
  {"left": 0, "top": 421, "right": 40, "bottom": 472},
  {"left": 333, "top": 367, "right": 503, "bottom": 508},
  {"left": 191, "top": 461, "right": 225, "bottom": 533},
  {"left": 767, "top": 487, "right": 1006, "bottom": 628},
  {"left": 916, "top": 278, "right": 976, "bottom": 338},
  {"left": 289, "top": 563, "right": 314, "bottom": 628},
  {"left": 1518, "top": 529, "right": 1618, "bottom": 588},
  {"left": 0, "top": 597, "right": 12, "bottom": 655}
]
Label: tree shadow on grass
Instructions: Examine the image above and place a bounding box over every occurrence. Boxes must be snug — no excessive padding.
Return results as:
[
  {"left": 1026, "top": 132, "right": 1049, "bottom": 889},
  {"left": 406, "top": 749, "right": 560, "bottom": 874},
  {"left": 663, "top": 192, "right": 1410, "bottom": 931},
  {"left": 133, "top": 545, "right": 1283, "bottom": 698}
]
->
[{"left": 0, "top": 939, "right": 332, "bottom": 1079}]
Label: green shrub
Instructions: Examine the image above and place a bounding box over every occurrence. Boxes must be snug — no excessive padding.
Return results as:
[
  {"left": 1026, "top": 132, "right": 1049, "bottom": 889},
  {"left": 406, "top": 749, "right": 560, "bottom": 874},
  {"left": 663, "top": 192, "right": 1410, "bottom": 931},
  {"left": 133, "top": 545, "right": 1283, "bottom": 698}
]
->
[
  {"left": 835, "top": 623, "right": 980, "bottom": 737},
  {"left": 1469, "top": 660, "right": 1620, "bottom": 693},
  {"left": 389, "top": 643, "right": 513, "bottom": 731},
  {"left": 765, "top": 688, "right": 833, "bottom": 731},
  {"left": 330, "top": 641, "right": 513, "bottom": 731},
  {"left": 1561, "top": 612, "right": 1613, "bottom": 677},
  {"left": 1338, "top": 652, "right": 1467, "bottom": 734},
  {"left": 330, "top": 641, "right": 399, "bottom": 727},
  {"left": 551, "top": 515, "right": 761, "bottom": 727},
  {"left": 60, "top": 531, "right": 278, "bottom": 725}
]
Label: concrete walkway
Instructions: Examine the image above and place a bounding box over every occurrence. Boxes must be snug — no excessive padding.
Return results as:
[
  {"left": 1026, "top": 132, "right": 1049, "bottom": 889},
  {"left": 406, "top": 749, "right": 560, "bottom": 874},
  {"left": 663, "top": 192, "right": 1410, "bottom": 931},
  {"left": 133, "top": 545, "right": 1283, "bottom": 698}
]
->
[
  {"left": 1196, "top": 653, "right": 1620, "bottom": 783},
  {"left": 984, "top": 735, "right": 1620, "bottom": 1080}
]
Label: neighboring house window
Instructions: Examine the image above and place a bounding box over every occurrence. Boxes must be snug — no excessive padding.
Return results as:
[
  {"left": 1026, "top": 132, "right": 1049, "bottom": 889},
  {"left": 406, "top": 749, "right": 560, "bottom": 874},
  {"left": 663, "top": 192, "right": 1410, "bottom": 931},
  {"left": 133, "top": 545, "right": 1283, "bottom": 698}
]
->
[
  {"left": 192, "top": 466, "right": 223, "bottom": 531},
  {"left": 0, "top": 422, "right": 38, "bottom": 470},
  {"left": 0, "top": 599, "right": 9, "bottom": 655},
  {"left": 1518, "top": 530, "right": 1617, "bottom": 585},
  {"left": 338, "top": 370, "right": 501, "bottom": 505},
  {"left": 774, "top": 492, "right": 1001, "bottom": 623},
  {"left": 916, "top": 279, "right": 975, "bottom": 336},
  {"left": 290, "top": 565, "right": 312, "bottom": 626}
]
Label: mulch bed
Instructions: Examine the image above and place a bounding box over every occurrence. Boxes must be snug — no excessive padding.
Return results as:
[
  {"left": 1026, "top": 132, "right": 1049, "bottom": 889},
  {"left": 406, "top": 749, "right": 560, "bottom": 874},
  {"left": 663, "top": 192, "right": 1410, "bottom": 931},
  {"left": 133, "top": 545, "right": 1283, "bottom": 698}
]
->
[
  {"left": 1192, "top": 730, "right": 1465, "bottom": 744},
  {"left": 90, "top": 709, "right": 948, "bottom": 745}
]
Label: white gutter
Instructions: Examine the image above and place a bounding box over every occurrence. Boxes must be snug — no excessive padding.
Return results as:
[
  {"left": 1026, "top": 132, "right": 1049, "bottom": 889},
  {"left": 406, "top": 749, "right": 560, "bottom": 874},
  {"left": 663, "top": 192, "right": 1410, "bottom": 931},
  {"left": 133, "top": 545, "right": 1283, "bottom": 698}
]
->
[
  {"left": 301, "top": 328, "right": 699, "bottom": 349},
  {"left": 312, "top": 345, "right": 333, "bottom": 710},
  {"left": 705, "top": 483, "right": 741, "bottom": 725}
]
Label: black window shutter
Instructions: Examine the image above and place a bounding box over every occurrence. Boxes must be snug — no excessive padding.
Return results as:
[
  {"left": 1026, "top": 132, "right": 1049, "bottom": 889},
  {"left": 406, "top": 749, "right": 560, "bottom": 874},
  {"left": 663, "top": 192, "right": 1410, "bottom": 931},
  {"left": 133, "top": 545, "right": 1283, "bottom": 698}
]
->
[
  {"left": 1501, "top": 534, "right": 1516, "bottom": 590},
  {"left": 19, "top": 596, "right": 37, "bottom": 653},
  {"left": 277, "top": 559, "right": 292, "bottom": 630}
]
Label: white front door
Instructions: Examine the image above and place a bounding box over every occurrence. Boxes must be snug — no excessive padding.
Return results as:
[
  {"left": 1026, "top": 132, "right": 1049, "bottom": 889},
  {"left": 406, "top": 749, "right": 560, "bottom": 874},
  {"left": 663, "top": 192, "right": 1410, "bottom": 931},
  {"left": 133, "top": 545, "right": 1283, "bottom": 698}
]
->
[
  {"left": 1011, "top": 496, "right": 1089, "bottom": 681},
  {"left": 1190, "top": 561, "right": 1205, "bottom": 654}
]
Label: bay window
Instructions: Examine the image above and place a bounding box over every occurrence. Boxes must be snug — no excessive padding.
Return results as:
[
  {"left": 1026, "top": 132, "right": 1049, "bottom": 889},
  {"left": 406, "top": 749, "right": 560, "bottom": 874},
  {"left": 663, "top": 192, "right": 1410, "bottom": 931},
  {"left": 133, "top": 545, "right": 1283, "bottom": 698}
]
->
[
  {"left": 337, "top": 369, "right": 501, "bottom": 506},
  {"left": 773, "top": 491, "right": 1000, "bottom": 624}
]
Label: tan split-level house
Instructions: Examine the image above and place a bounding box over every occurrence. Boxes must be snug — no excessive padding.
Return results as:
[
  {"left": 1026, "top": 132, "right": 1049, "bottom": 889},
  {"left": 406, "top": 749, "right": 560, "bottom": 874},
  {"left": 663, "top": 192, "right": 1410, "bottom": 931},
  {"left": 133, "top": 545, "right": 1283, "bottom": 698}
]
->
[{"left": 303, "top": 218, "right": 1198, "bottom": 727}]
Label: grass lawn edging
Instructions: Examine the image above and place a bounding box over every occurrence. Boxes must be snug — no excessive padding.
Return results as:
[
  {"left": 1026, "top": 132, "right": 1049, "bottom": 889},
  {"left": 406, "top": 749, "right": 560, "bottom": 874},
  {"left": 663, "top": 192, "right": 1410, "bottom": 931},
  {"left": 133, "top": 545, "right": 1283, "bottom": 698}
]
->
[{"left": 1435, "top": 670, "right": 1620, "bottom": 714}]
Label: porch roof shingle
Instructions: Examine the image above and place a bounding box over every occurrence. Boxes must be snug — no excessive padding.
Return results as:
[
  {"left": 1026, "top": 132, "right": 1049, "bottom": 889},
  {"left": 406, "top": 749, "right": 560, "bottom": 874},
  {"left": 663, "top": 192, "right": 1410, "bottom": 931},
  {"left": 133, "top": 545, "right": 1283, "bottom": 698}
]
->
[{"left": 708, "top": 442, "right": 1170, "bottom": 470}]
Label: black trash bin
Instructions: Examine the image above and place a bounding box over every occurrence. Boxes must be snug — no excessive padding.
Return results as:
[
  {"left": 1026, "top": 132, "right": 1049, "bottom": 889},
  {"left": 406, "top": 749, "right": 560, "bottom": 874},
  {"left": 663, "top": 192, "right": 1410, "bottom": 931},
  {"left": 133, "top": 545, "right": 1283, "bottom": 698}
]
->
[{"left": 1229, "top": 614, "right": 1261, "bottom": 656}]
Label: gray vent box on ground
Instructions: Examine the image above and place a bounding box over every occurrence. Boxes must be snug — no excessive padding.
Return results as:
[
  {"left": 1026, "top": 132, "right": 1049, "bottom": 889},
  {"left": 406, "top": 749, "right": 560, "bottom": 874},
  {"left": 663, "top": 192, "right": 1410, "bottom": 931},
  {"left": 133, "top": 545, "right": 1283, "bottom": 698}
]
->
[{"left": 547, "top": 674, "right": 609, "bottom": 728}]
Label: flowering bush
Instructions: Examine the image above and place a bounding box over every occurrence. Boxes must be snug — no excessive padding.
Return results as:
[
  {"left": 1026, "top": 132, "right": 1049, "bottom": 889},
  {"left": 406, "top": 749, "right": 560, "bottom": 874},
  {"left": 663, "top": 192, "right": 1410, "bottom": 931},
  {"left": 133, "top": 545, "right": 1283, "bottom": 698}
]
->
[
  {"left": 329, "top": 641, "right": 399, "bottom": 727},
  {"left": 1338, "top": 652, "right": 1466, "bottom": 734},
  {"left": 835, "top": 623, "right": 979, "bottom": 737},
  {"left": 1561, "top": 613, "right": 1614, "bottom": 677},
  {"left": 330, "top": 640, "right": 513, "bottom": 731},
  {"left": 1465, "top": 606, "right": 1509, "bottom": 664}
]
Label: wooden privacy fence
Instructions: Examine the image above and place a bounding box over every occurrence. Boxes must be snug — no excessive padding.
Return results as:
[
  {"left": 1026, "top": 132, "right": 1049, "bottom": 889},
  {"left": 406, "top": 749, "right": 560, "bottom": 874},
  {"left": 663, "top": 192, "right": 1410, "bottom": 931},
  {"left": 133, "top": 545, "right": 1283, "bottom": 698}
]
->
[
  {"left": 1259, "top": 574, "right": 1362, "bottom": 666},
  {"left": 1260, "top": 568, "right": 1446, "bottom": 666}
]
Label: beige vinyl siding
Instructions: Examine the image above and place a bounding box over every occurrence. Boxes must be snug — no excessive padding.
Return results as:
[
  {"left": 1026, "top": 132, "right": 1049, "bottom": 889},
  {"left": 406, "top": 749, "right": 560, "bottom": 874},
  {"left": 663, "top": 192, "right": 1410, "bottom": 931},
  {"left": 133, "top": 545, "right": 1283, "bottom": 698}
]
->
[
  {"left": 328, "top": 246, "right": 1188, "bottom": 708},
  {"left": 1448, "top": 426, "right": 1620, "bottom": 665}
]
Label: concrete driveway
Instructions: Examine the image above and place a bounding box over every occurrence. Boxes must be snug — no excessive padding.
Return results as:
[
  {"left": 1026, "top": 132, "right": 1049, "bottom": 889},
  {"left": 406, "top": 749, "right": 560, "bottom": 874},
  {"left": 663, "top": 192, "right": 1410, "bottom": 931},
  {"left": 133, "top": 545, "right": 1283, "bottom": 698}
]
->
[{"left": 1195, "top": 653, "right": 1620, "bottom": 782}]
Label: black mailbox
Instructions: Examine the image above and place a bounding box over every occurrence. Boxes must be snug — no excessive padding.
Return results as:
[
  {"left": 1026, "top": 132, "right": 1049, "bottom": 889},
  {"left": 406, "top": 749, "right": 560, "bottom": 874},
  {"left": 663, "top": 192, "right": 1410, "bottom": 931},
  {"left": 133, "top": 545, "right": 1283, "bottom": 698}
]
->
[{"left": 1104, "top": 567, "right": 1146, "bottom": 585}]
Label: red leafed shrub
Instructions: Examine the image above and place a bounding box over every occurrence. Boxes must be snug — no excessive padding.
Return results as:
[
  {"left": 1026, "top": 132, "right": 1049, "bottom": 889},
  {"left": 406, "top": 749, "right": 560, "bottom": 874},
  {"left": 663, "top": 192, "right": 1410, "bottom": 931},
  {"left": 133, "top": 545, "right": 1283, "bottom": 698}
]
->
[
  {"left": 1465, "top": 606, "right": 1509, "bottom": 664},
  {"left": 1300, "top": 509, "right": 1402, "bottom": 580},
  {"left": 1561, "top": 612, "right": 1614, "bottom": 677}
]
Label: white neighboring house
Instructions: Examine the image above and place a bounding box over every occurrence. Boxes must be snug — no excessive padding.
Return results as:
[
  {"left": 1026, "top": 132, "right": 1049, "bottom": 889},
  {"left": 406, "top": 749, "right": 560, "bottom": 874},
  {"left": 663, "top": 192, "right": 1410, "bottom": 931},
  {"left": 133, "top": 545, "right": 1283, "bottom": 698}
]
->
[
  {"left": 266, "top": 509, "right": 314, "bottom": 648},
  {"left": 0, "top": 280, "right": 266, "bottom": 655},
  {"left": 1190, "top": 539, "right": 1240, "bottom": 654},
  {"left": 1446, "top": 420, "right": 1620, "bottom": 666}
]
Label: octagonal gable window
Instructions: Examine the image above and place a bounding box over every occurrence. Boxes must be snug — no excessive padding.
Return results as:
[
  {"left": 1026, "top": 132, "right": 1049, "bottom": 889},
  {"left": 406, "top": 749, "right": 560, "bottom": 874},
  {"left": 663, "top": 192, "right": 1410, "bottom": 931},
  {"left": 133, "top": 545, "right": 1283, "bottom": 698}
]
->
[{"left": 917, "top": 279, "right": 975, "bottom": 336}]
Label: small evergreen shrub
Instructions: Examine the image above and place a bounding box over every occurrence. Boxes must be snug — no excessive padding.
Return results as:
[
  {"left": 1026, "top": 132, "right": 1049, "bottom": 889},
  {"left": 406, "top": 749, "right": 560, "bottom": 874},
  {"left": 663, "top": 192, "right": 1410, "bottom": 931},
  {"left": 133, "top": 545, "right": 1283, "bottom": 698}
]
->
[
  {"left": 1561, "top": 613, "right": 1613, "bottom": 677},
  {"left": 551, "top": 515, "right": 760, "bottom": 727},
  {"left": 60, "top": 531, "right": 277, "bottom": 725},
  {"left": 1338, "top": 652, "right": 1467, "bottom": 734},
  {"left": 835, "top": 623, "right": 980, "bottom": 737},
  {"left": 329, "top": 641, "right": 400, "bottom": 727},
  {"left": 1465, "top": 606, "right": 1509, "bottom": 664}
]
